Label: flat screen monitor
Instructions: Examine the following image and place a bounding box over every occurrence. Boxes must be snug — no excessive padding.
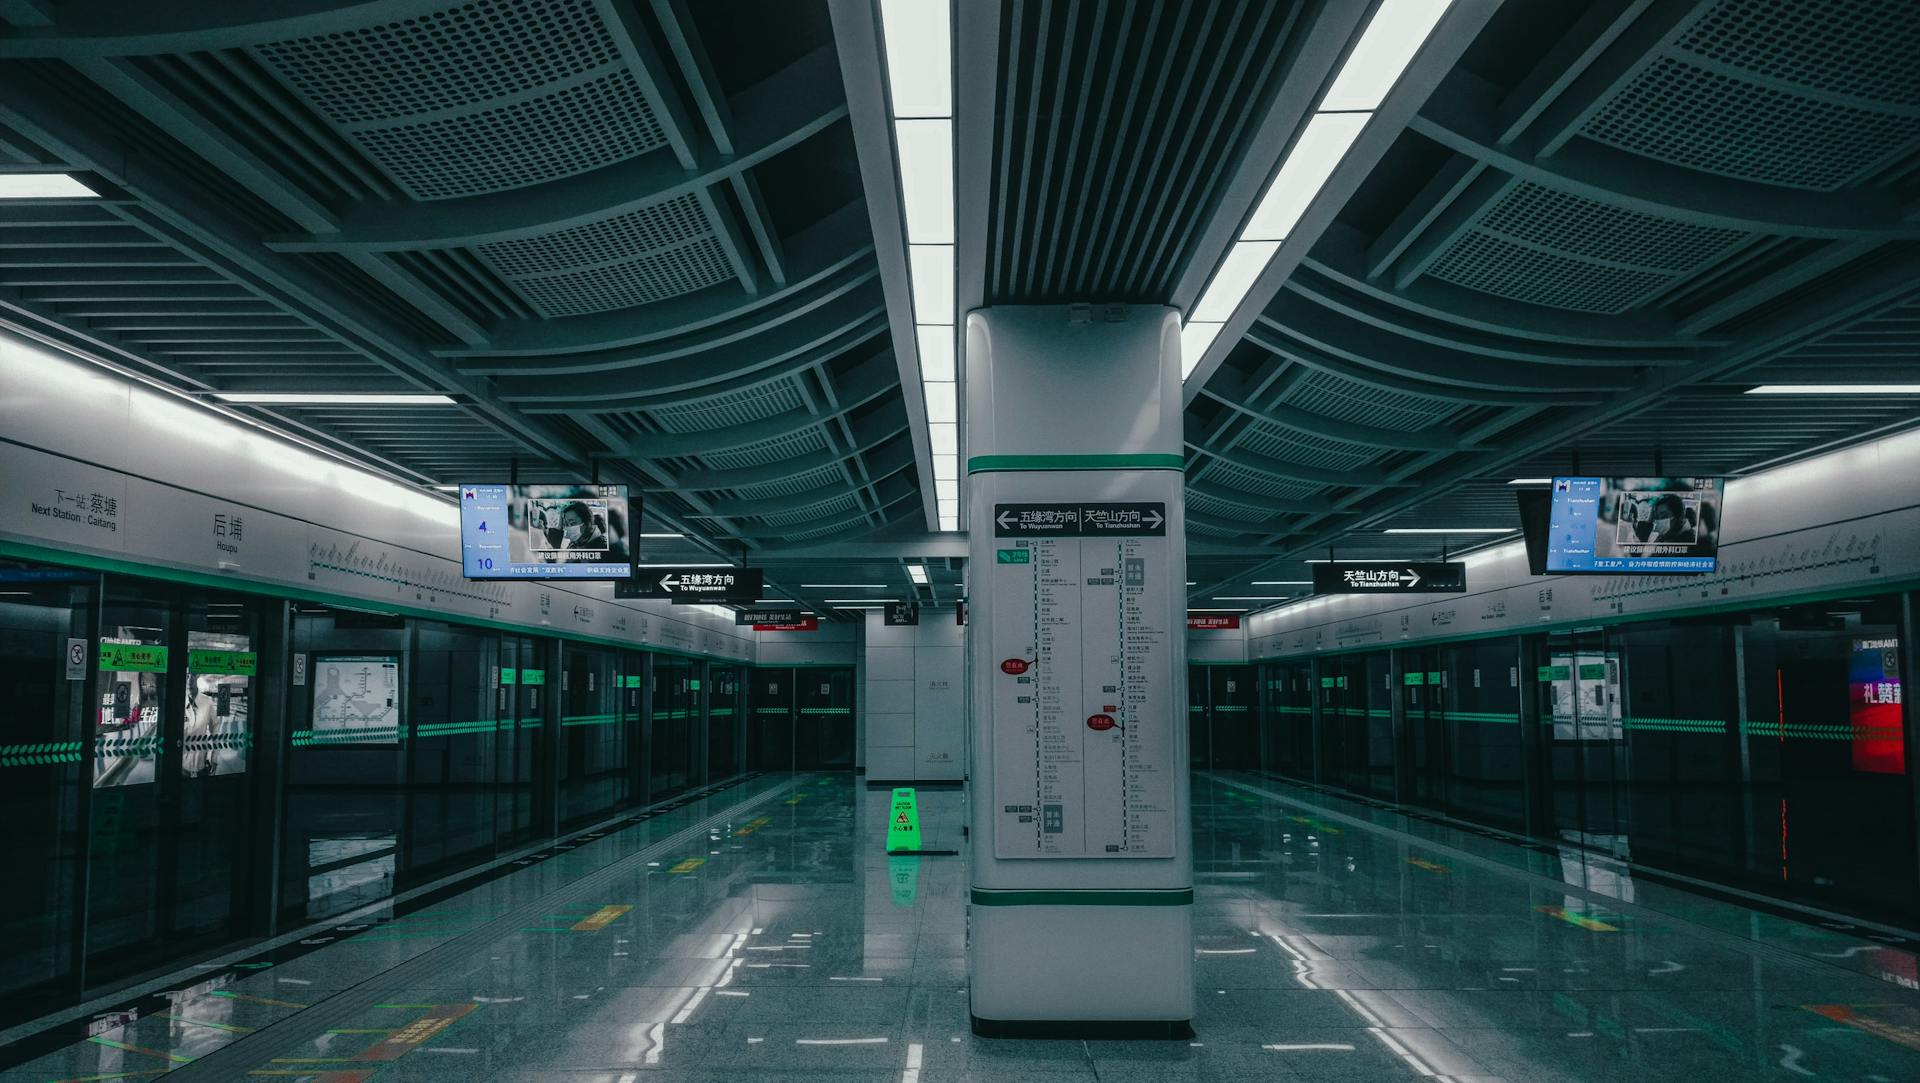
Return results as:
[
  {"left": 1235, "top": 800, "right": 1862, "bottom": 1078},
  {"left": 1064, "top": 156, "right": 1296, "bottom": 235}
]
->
[
  {"left": 458, "top": 483, "right": 634, "bottom": 580},
  {"left": 1545, "top": 476, "right": 1724, "bottom": 574}
]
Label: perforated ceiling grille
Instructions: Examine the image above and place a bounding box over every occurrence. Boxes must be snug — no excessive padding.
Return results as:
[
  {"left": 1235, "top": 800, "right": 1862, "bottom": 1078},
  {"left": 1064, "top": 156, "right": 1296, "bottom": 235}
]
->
[
  {"left": 698, "top": 428, "right": 828, "bottom": 471},
  {"left": 758, "top": 493, "right": 860, "bottom": 528},
  {"left": 1201, "top": 461, "right": 1324, "bottom": 500},
  {"left": 344, "top": 70, "right": 668, "bottom": 199},
  {"left": 1477, "top": 183, "right": 1742, "bottom": 273},
  {"left": 504, "top": 235, "right": 736, "bottom": 316},
  {"left": 477, "top": 196, "right": 713, "bottom": 277},
  {"left": 730, "top": 463, "right": 845, "bottom": 500},
  {"left": 1583, "top": 57, "right": 1920, "bottom": 190},
  {"left": 252, "top": 0, "right": 621, "bottom": 125},
  {"left": 649, "top": 382, "right": 805, "bottom": 434},
  {"left": 1287, "top": 371, "right": 1454, "bottom": 432},
  {"left": 1234, "top": 425, "right": 1375, "bottom": 472},
  {"left": 1188, "top": 492, "right": 1278, "bottom": 523},
  {"left": 1426, "top": 230, "right": 1673, "bottom": 314},
  {"left": 1677, "top": 0, "right": 1920, "bottom": 107}
]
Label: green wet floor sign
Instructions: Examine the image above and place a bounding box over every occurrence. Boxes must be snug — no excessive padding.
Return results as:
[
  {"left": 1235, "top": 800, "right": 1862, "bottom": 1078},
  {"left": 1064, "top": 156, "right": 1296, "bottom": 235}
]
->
[{"left": 886, "top": 787, "right": 921, "bottom": 852}]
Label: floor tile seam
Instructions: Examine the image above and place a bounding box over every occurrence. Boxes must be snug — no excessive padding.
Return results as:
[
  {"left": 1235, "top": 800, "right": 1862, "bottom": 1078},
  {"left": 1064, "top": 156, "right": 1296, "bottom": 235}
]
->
[
  {"left": 166, "top": 774, "right": 811, "bottom": 1082},
  {"left": 0, "top": 778, "right": 766, "bottom": 1050},
  {"left": 1200, "top": 772, "right": 1899, "bottom": 991}
]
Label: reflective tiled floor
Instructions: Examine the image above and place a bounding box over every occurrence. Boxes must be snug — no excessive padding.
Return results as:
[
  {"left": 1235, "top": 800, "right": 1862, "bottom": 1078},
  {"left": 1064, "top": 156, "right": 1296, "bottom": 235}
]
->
[{"left": 7, "top": 770, "right": 1920, "bottom": 1080}]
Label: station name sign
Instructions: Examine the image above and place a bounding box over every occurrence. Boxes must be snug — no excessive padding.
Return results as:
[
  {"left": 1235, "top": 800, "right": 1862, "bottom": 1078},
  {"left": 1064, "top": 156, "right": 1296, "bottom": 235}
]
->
[
  {"left": 735, "top": 606, "right": 803, "bottom": 627},
  {"left": 1186, "top": 614, "right": 1240, "bottom": 630},
  {"left": 992, "top": 502, "right": 1167, "bottom": 537},
  {"left": 616, "top": 566, "right": 762, "bottom": 603},
  {"left": 1312, "top": 561, "right": 1466, "bottom": 594}
]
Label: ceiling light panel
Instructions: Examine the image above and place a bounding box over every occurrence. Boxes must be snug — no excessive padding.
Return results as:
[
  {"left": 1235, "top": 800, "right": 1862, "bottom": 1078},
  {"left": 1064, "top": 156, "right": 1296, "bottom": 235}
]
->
[
  {"left": 1319, "top": 0, "right": 1454, "bottom": 111},
  {"left": 0, "top": 173, "right": 98, "bottom": 198},
  {"left": 1240, "top": 112, "right": 1370, "bottom": 242}
]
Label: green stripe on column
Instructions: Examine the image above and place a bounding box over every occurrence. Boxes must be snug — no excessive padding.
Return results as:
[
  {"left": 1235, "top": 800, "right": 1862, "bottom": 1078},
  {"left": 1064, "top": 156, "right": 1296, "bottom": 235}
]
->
[
  {"left": 970, "top": 888, "right": 1193, "bottom": 907},
  {"left": 967, "top": 454, "right": 1185, "bottom": 473}
]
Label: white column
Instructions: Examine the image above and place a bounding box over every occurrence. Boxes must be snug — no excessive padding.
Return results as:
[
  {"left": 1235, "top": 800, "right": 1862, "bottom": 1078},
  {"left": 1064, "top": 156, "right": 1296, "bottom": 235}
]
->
[{"left": 964, "top": 305, "right": 1193, "bottom": 1036}]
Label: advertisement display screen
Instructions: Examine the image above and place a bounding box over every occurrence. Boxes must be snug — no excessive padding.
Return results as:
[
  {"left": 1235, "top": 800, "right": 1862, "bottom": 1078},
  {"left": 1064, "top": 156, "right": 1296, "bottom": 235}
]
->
[
  {"left": 1545, "top": 476, "right": 1724, "bottom": 573},
  {"left": 458, "top": 484, "right": 633, "bottom": 580},
  {"left": 1850, "top": 637, "right": 1905, "bottom": 775}
]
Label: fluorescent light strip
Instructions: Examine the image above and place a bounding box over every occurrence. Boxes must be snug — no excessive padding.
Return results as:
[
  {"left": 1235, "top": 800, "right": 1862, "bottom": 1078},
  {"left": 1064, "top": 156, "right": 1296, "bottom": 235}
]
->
[
  {"left": 1381, "top": 527, "right": 1515, "bottom": 534},
  {"left": 637, "top": 563, "right": 733, "bottom": 568},
  {"left": 1180, "top": 1, "right": 1452, "bottom": 381},
  {"left": 800, "top": 583, "right": 886, "bottom": 588},
  {"left": 824, "top": 598, "right": 900, "bottom": 603},
  {"left": 1214, "top": 596, "right": 1295, "bottom": 601},
  {"left": 881, "top": 0, "right": 960, "bottom": 535},
  {"left": 0, "top": 173, "right": 98, "bottom": 199},
  {"left": 907, "top": 565, "right": 929, "bottom": 584},
  {"left": 640, "top": 532, "right": 684, "bottom": 538},
  {"left": 1747, "top": 384, "right": 1920, "bottom": 395},
  {"left": 1251, "top": 580, "right": 1311, "bottom": 585},
  {"left": 217, "top": 392, "right": 454, "bottom": 405},
  {"left": 1506, "top": 478, "right": 1552, "bottom": 485}
]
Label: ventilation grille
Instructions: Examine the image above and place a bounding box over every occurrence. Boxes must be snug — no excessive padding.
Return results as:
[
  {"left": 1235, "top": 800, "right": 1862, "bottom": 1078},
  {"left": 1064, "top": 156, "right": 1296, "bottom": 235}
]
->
[
  {"left": 503, "top": 236, "right": 735, "bottom": 316},
  {"left": 1678, "top": 0, "right": 1920, "bottom": 107},
  {"left": 478, "top": 196, "right": 713, "bottom": 276},
  {"left": 757, "top": 493, "right": 860, "bottom": 528},
  {"left": 1426, "top": 230, "right": 1673, "bottom": 314},
  {"left": 344, "top": 71, "right": 667, "bottom": 200},
  {"left": 730, "top": 464, "right": 845, "bottom": 500},
  {"left": 699, "top": 429, "right": 828, "bottom": 471},
  {"left": 649, "top": 382, "right": 805, "bottom": 434},
  {"left": 253, "top": 0, "right": 621, "bottom": 125},
  {"left": 1287, "top": 371, "right": 1454, "bottom": 433},
  {"left": 1187, "top": 492, "right": 1276, "bottom": 524},
  {"left": 1584, "top": 56, "right": 1920, "bottom": 191},
  {"left": 1235, "top": 425, "right": 1376, "bottom": 473},
  {"left": 1200, "top": 461, "right": 1324, "bottom": 500},
  {"left": 1477, "top": 183, "right": 1743, "bottom": 273}
]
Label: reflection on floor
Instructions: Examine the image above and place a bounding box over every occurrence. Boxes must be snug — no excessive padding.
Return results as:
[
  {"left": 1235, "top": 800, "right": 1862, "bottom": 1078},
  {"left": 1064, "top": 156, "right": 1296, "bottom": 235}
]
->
[{"left": 7, "top": 770, "right": 1920, "bottom": 1080}]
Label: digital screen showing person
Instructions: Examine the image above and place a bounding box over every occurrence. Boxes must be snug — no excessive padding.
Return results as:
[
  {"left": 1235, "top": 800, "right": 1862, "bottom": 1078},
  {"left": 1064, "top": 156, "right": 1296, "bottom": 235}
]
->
[
  {"left": 1545, "top": 476, "right": 1724, "bottom": 573},
  {"left": 459, "top": 483, "right": 634, "bottom": 579}
]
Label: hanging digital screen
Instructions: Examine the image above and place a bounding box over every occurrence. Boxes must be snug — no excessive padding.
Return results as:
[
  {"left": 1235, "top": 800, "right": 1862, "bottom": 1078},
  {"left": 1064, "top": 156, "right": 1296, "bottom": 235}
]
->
[
  {"left": 458, "top": 484, "right": 635, "bottom": 580},
  {"left": 1544, "top": 476, "right": 1724, "bottom": 574},
  {"left": 1849, "top": 636, "right": 1904, "bottom": 775}
]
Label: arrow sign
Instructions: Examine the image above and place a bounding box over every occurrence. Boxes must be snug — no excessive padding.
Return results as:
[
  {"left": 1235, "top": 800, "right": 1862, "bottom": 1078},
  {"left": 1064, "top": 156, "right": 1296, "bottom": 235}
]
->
[
  {"left": 992, "top": 502, "right": 1167, "bottom": 537},
  {"left": 1313, "top": 561, "right": 1466, "bottom": 594},
  {"left": 615, "top": 567, "right": 762, "bottom": 603}
]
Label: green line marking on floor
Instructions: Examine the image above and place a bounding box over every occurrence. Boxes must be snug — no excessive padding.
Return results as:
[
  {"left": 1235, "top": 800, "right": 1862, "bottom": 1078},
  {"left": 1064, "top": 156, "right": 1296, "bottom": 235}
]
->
[{"left": 159, "top": 1014, "right": 252, "bottom": 1033}]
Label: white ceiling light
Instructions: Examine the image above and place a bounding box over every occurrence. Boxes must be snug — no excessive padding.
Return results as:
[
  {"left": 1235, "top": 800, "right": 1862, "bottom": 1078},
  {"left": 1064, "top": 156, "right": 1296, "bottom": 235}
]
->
[
  {"left": 928, "top": 422, "right": 957, "bottom": 456},
  {"left": 878, "top": 0, "right": 951, "bottom": 117},
  {"left": 1214, "top": 596, "right": 1295, "bottom": 601},
  {"left": 1192, "top": 240, "right": 1281, "bottom": 322},
  {"left": 216, "top": 392, "right": 454, "bottom": 405},
  {"left": 1746, "top": 385, "right": 1920, "bottom": 395},
  {"left": 1240, "top": 113, "right": 1369, "bottom": 242},
  {"left": 907, "top": 565, "right": 929, "bottom": 584},
  {"left": 932, "top": 454, "right": 958, "bottom": 480},
  {"left": 640, "top": 532, "right": 684, "bottom": 538},
  {"left": 894, "top": 119, "right": 954, "bottom": 244},
  {"left": 1320, "top": 0, "right": 1454, "bottom": 111},
  {"left": 923, "top": 381, "right": 957, "bottom": 423},
  {"left": 637, "top": 563, "right": 733, "bottom": 568},
  {"left": 1180, "top": 322, "right": 1223, "bottom": 378},
  {"left": 907, "top": 245, "right": 955, "bottom": 324},
  {"left": 1179, "top": 2, "right": 1452, "bottom": 382},
  {"left": 0, "top": 173, "right": 98, "bottom": 199},
  {"left": 800, "top": 583, "right": 886, "bottom": 588},
  {"left": 1382, "top": 527, "right": 1516, "bottom": 534},
  {"left": 1251, "top": 580, "right": 1312, "bottom": 585},
  {"left": 915, "top": 325, "right": 955, "bottom": 381},
  {"left": 825, "top": 598, "right": 900, "bottom": 603},
  {"left": 1506, "top": 478, "right": 1552, "bottom": 485}
]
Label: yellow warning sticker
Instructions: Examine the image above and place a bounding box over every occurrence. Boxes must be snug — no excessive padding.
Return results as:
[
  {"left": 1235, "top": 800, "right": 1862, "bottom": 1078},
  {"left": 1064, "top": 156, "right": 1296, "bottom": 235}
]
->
[
  {"left": 571, "top": 904, "right": 632, "bottom": 932},
  {"left": 668, "top": 858, "right": 706, "bottom": 874}
]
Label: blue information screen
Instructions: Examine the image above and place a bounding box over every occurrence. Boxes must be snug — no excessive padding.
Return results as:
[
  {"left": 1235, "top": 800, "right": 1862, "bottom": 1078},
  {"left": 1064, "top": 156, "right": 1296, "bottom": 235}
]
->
[
  {"left": 459, "top": 483, "right": 633, "bottom": 580},
  {"left": 1545, "top": 476, "right": 1723, "bottom": 574}
]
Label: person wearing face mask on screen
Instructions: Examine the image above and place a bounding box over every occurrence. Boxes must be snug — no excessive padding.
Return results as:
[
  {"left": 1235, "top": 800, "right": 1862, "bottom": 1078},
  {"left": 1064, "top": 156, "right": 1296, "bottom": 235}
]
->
[{"left": 558, "top": 500, "right": 609, "bottom": 561}]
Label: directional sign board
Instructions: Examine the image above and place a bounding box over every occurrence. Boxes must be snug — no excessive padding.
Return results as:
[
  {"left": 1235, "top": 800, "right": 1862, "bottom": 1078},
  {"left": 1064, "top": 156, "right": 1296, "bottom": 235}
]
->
[
  {"left": 615, "top": 566, "right": 762, "bottom": 603},
  {"left": 1312, "top": 561, "right": 1466, "bottom": 594},
  {"left": 883, "top": 601, "right": 920, "bottom": 626},
  {"left": 735, "top": 606, "right": 803, "bottom": 626},
  {"left": 992, "top": 502, "right": 1166, "bottom": 537}
]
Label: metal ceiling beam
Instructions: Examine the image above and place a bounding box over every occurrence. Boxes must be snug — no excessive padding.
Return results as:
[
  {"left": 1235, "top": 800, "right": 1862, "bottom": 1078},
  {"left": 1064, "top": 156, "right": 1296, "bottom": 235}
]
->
[
  {"left": 0, "top": 1, "right": 449, "bottom": 56},
  {"left": 675, "top": 416, "right": 909, "bottom": 491},
  {"left": 265, "top": 44, "right": 847, "bottom": 252},
  {"left": 601, "top": 349, "right": 899, "bottom": 457}
]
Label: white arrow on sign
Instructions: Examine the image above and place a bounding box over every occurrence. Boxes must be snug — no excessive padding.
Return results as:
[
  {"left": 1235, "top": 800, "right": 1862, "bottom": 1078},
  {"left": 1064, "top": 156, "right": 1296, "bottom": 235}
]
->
[
  {"left": 659, "top": 575, "right": 679, "bottom": 591},
  {"left": 1143, "top": 508, "right": 1164, "bottom": 529},
  {"left": 996, "top": 510, "right": 1016, "bottom": 529},
  {"left": 1401, "top": 569, "right": 1421, "bottom": 588}
]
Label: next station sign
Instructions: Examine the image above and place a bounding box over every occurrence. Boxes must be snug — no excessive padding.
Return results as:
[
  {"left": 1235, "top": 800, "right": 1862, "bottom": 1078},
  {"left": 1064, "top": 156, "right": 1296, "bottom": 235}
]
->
[
  {"left": 992, "top": 502, "right": 1166, "bottom": 537},
  {"left": 616, "top": 566, "right": 762, "bottom": 603},
  {"left": 1312, "top": 561, "right": 1466, "bottom": 594}
]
